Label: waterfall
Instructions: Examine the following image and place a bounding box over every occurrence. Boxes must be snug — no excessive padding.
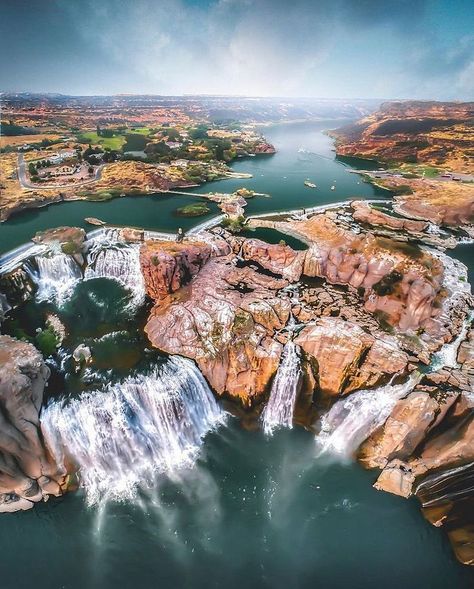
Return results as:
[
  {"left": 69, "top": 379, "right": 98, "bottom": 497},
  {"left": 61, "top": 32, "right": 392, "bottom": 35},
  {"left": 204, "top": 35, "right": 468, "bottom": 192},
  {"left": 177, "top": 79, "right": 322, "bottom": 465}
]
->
[
  {"left": 40, "top": 356, "right": 225, "bottom": 506},
  {"left": 431, "top": 313, "right": 472, "bottom": 370},
  {"left": 85, "top": 242, "right": 145, "bottom": 309},
  {"left": 316, "top": 372, "right": 422, "bottom": 457},
  {"left": 261, "top": 342, "right": 301, "bottom": 434},
  {"left": 30, "top": 253, "right": 82, "bottom": 305}
]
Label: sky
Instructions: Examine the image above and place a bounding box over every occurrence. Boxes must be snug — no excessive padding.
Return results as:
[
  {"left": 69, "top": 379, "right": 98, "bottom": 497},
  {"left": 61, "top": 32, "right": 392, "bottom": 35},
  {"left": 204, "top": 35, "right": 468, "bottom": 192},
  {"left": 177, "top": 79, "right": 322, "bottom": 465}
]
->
[{"left": 0, "top": 0, "right": 473, "bottom": 99}]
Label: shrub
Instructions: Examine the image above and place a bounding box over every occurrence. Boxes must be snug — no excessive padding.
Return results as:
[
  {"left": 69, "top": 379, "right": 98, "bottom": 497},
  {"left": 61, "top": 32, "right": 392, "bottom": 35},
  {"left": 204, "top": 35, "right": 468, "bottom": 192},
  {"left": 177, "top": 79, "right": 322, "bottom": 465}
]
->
[{"left": 35, "top": 327, "right": 60, "bottom": 357}]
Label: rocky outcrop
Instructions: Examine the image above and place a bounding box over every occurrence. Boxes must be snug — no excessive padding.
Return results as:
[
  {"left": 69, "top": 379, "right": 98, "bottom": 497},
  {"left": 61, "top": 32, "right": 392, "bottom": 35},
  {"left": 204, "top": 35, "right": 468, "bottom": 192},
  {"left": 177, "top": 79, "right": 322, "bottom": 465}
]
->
[
  {"left": 330, "top": 100, "right": 474, "bottom": 173},
  {"left": 359, "top": 388, "right": 459, "bottom": 469},
  {"left": 0, "top": 336, "right": 63, "bottom": 512},
  {"left": 391, "top": 179, "right": 474, "bottom": 229},
  {"left": 240, "top": 238, "right": 304, "bottom": 282},
  {"left": 363, "top": 331, "right": 474, "bottom": 565},
  {"left": 294, "top": 318, "right": 408, "bottom": 396},
  {"left": 144, "top": 253, "right": 290, "bottom": 405},
  {"left": 33, "top": 226, "right": 86, "bottom": 257},
  {"left": 140, "top": 240, "right": 217, "bottom": 300},
  {"left": 253, "top": 142, "right": 276, "bottom": 155},
  {"left": 252, "top": 213, "right": 474, "bottom": 359},
  {"left": 351, "top": 200, "right": 429, "bottom": 233}
]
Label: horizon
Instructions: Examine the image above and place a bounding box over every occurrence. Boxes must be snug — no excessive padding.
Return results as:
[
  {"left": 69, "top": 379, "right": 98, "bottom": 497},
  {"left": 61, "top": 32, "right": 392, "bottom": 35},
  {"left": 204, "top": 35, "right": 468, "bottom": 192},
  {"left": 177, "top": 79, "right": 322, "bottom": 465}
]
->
[{"left": 3, "top": 92, "right": 472, "bottom": 104}]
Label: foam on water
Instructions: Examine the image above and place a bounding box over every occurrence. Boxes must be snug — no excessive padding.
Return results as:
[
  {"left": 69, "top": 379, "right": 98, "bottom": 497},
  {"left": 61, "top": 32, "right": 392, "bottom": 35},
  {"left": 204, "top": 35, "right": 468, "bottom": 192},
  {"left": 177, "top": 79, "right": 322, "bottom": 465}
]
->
[{"left": 41, "top": 356, "right": 225, "bottom": 506}]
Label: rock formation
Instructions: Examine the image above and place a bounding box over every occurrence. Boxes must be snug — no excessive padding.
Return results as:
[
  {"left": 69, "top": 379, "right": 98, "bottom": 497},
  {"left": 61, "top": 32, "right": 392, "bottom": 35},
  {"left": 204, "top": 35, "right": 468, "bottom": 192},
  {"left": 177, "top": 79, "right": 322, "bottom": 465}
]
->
[
  {"left": 294, "top": 318, "right": 408, "bottom": 396},
  {"left": 351, "top": 200, "right": 429, "bottom": 233},
  {"left": 0, "top": 336, "right": 64, "bottom": 512},
  {"left": 143, "top": 251, "right": 289, "bottom": 405},
  {"left": 140, "top": 240, "right": 216, "bottom": 300},
  {"left": 250, "top": 212, "right": 467, "bottom": 356}
]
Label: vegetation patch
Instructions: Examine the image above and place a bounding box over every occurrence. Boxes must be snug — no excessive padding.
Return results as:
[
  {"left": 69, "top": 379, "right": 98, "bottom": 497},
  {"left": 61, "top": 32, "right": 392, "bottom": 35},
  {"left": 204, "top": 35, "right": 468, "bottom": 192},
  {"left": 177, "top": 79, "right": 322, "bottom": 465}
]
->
[
  {"left": 175, "top": 202, "right": 210, "bottom": 217},
  {"left": 35, "top": 326, "right": 60, "bottom": 357},
  {"left": 221, "top": 215, "right": 246, "bottom": 233},
  {"left": 372, "top": 270, "right": 403, "bottom": 296}
]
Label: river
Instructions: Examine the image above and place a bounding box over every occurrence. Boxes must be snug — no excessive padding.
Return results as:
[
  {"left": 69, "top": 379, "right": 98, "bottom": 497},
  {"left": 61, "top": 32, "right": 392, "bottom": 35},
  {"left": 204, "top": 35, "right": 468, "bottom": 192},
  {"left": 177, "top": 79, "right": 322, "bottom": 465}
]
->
[
  {"left": 1, "top": 121, "right": 385, "bottom": 254},
  {"left": 1, "top": 121, "right": 473, "bottom": 589}
]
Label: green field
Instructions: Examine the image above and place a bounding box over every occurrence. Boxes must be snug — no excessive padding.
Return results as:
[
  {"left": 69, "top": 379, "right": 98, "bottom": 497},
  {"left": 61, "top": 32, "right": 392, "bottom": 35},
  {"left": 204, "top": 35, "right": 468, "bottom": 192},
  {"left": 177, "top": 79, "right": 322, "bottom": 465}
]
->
[
  {"left": 399, "top": 164, "right": 441, "bottom": 178},
  {"left": 77, "top": 131, "right": 126, "bottom": 150},
  {"left": 128, "top": 127, "right": 152, "bottom": 135}
]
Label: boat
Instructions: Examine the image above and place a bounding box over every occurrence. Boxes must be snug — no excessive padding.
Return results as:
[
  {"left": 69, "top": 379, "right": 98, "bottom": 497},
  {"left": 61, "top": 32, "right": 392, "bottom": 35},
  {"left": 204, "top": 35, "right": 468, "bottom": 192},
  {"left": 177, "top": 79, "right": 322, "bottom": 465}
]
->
[
  {"left": 330, "top": 185, "right": 336, "bottom": 190},
  {"left": 304, "top": 179, "right": 317, "bottom": 188}
]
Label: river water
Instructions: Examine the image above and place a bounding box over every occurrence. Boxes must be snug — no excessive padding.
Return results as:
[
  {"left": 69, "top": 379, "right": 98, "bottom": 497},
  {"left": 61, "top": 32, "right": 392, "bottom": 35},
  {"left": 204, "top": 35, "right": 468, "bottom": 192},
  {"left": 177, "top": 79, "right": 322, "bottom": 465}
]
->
[
  {"left": 1, "top": 121, "right": 473, "bottom": 588},
  {"left": 1, "top": 121, "right": 383, "bottom": 254}
]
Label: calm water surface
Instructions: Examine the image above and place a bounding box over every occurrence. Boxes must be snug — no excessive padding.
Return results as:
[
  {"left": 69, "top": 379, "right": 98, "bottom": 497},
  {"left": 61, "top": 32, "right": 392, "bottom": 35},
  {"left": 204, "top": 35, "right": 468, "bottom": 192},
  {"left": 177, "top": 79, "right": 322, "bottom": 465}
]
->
[
  {"left": 1, "top": 122, "right": 473, "bottom": 588},
  {"left": 1, "top": 121, "right": 383, "bottom": 253}
]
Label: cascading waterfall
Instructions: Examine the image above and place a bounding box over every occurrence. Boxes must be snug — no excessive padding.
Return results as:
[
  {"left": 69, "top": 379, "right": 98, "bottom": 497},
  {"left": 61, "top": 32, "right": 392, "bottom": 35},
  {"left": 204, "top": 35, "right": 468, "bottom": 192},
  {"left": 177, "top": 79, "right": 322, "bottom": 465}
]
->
[
  {"left": 316, "top": 372, "right": 422, "bottom": 457},
  {"left": 261, "top": 342, "right": 301, "bottom": 434},
  {"left": 431, "top": 313, "right": 473, "bottom": 370},
  {"left": 40, "top": 356, "right": 225, "bottom": 506},
  {"left": 84, "top": 240, "right": 145, "bottom": 309},
  {"left": 30, "top": 253, "right": 82, "bottom": 305}
]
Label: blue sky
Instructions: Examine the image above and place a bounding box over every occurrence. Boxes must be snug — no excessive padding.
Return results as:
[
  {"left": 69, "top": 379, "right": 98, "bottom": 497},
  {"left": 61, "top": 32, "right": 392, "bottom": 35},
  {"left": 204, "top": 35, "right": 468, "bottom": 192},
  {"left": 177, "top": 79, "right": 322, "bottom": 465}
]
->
[{"left": 1, "top": 0, "right": 473, "bottom": 98}]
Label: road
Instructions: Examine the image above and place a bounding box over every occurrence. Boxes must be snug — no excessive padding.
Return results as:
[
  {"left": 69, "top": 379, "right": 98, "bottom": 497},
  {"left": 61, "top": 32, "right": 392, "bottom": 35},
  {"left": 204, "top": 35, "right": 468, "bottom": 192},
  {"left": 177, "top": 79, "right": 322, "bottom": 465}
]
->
[{"left": 17, "top": 153, "right": 104, "bottom": 190}]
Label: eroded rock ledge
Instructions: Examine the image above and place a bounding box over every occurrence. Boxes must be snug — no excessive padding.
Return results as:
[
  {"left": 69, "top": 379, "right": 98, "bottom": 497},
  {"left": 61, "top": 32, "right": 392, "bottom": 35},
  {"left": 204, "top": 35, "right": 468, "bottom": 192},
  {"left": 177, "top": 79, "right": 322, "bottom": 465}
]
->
[{"left": 0, "top": 336, "right": 65, "bottom": 512}]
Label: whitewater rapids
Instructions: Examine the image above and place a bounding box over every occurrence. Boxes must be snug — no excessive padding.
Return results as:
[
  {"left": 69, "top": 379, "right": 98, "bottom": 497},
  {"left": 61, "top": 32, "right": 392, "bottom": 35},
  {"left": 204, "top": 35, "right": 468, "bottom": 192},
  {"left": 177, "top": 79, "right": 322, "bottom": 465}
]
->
[
  {"left": 316, "top": 372, "right": 422, "bottom": 458},
  {"left": 41, "top": 356, "right": 225, "bottom": 506}
]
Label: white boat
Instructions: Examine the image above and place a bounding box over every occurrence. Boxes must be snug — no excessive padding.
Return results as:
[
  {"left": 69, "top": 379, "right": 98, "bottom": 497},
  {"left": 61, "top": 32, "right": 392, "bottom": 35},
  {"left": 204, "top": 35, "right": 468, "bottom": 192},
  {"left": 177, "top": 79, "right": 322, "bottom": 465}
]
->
[
  {"left": 304, "top": 179, "right": 317, "bottom": 188},
  {"left": 330, "top": 185, "right": 336, "bottom": 190}
]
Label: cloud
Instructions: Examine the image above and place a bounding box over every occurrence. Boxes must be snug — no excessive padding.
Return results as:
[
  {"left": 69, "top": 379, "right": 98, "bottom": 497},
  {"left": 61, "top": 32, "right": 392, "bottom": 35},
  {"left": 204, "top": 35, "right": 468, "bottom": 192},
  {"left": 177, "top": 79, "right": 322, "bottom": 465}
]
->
[{"left": 2, "top": 0, "right": 473, "bottom": 99}]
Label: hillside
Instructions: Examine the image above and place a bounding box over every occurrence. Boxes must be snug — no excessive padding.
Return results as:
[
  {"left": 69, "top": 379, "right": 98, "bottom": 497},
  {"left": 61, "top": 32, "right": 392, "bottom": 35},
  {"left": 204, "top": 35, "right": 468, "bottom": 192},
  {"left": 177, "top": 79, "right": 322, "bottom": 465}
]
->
[{"left": 331, "top": 101, "right": 474, "bottom": 173}]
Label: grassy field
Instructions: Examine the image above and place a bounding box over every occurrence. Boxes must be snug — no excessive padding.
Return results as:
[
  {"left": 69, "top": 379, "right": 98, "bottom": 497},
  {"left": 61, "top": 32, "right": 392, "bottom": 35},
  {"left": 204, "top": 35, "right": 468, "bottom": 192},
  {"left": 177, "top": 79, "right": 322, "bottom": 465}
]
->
[
  {"left": 77, "top": 131, "right": 126, "bottom": 150},
  {"left": 128, "top": 127, "right": 152, "bottom": 135},
  {"left": 399, "top": 163, "right": 441, "bottom": 178}
]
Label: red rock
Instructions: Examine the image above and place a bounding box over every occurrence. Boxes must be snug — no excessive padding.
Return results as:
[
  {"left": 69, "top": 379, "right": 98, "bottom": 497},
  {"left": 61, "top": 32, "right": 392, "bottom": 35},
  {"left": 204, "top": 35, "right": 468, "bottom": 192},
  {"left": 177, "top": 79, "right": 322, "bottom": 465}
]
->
[
  {"left": 294, "top": 317, "right": 408, "bottom": 396},
  {"left": 144, "top": 256, "right": 290, "bottom": 405},
  {"left": 241, "top": 238, "right": 304, "bottom": 281},
  {"left": 0, "top": 336, "right": 63, "bottom": 512},
  {"left": 140, "top": 240, "right": 215, "bottom": 300}
]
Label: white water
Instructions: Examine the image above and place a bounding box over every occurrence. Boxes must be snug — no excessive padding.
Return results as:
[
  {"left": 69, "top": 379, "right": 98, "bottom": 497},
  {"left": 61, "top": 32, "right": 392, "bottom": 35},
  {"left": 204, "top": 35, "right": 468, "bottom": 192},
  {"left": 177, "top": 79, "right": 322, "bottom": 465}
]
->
[
  {"left": 316, "top": 372, "right": 422, "bottom": 458},
  {"left": 31, "top": 253, "right": 82, "bottom": 305},
  {"left": 85, "top": 241, "right": 145, "bottom": 309},
  {"left": 41, "top": 356, "right": 225, "bottom": 506},
  {"left": 431, "top": 313, "right": 473, "bottom": 370},
  {"left": 261, "top": 342, "right": 301, "bottom": 434}
]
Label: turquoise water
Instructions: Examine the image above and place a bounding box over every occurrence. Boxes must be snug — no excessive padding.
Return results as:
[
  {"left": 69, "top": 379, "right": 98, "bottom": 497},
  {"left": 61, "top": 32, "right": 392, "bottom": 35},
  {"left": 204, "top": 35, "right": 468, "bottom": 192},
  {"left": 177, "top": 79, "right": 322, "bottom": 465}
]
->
[
  {"left": 1, "top": 423, "right": 473, "bottom": 589},
  {"left": 1, "top": 122, "right": 473, "bottom": 588},
  {"left": 0, "top": 121, "right": 381, "bottom": 253}
]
